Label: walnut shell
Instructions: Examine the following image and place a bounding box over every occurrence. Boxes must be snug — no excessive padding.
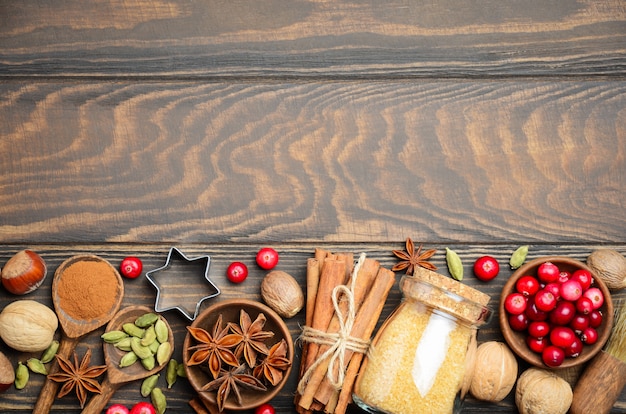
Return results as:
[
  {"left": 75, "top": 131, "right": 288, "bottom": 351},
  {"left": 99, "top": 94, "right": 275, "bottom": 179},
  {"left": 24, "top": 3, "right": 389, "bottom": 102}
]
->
[
  {"left": 0, "top": 300, "right": 58, "bottom": 352},
  {"left": 0, "top": 351, "right": 14, "bottom": 392},
  {"left": 469, "top": 341, "right": 518, "bottom": 402},
  {"left": 516, "top": 368, "right": 573, "bottom": 414},
  {"left": 261, "top": 270, "right": 304, "bottom": 318},
  {"left": 587, "top": 249, "right": 626, "bottom": 291}
]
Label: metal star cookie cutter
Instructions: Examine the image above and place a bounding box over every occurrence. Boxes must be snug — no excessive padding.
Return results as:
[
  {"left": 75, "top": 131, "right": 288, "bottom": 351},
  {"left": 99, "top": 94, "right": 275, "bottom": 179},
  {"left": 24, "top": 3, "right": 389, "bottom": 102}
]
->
[{"left": 145, "top": 247, "right": 220, "bottom": 321}]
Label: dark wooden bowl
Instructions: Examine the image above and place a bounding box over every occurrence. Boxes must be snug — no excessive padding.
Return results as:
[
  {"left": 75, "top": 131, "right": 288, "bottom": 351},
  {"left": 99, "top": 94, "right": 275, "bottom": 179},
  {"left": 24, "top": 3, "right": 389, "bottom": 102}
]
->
[
  {"left": 499, "top": 256, "right": 614, "bottom": 369},
  {"left": 183, "top": 299, "right": 294, "bottom": 411}
]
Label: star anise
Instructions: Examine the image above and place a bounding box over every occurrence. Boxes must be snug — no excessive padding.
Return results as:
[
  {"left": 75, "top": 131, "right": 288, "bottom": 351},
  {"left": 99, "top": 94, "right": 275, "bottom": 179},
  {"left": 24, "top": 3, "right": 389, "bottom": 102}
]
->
[
  {"left": 187, "top": 314, "right": 241, "bottom": 379},
  {"left": 201, "top": 364, "right": 267, "bottom": 412},
  {"left": 392, "top": 237, "right": 437, "bottom": 275},
  {"left": 228, "top": 310, "right": 274, "bottom": 368},
  {"left": 253, "top": 339, "right": 291, "bottom": 386},
  {"left": 47, "top": 348, "right": 107, "bottom": 408}
]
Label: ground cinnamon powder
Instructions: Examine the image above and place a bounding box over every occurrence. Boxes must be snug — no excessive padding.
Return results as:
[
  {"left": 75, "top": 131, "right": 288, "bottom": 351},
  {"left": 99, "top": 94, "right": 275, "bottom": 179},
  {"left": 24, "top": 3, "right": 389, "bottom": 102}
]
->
[{"left": 57, "top": 260, "right": 119, "bottom": 320}]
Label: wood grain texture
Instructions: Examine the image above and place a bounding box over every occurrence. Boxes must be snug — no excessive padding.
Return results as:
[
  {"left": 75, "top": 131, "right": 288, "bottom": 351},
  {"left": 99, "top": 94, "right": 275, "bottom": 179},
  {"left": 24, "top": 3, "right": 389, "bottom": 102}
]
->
[
  {"left": 1, "top": 80, "right": 624, "bottom": 243},
  {"left": 0, "top": 243, "right": 624, "bottom": 413},
  {"left": 0, "top": 0, "right": 625, "bottom": 78}
]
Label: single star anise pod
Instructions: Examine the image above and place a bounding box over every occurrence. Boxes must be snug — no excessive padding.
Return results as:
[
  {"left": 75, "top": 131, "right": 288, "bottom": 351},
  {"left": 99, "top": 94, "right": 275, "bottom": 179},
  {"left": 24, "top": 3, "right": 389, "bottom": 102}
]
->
[
  {"left": 47, "top": 348, "right": 107, "bottom": 408},
  {"left": 253, "top": 339, "right": 291, "bottom": 386},
  {"left": 228, "top": 310, "right": 274, "bottom": 368},
  {"left": 187, "top": 314, "right": 241, "bottom": 379},
  {"left": 201, "top": 364, "right": 267, "bottom": 412},
  {"left": 392, "top": 237, "right": 437, "bottom": 275}
]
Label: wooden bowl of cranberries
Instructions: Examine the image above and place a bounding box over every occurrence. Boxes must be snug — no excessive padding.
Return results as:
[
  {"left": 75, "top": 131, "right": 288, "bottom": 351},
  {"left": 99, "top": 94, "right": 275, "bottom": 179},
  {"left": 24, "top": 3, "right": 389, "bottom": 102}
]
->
[{"left": 499, "top": 256, "right": 614, "bottom": 369}]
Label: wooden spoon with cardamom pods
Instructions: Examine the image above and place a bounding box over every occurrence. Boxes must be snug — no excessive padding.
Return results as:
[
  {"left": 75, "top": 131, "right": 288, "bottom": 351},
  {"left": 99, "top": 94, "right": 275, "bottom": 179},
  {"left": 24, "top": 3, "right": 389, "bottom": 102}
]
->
[
  {"left": 33, "top": 254, "right": 124, "bottom": 414},
  {"left": 81, "top": 305, "right": 174, "bottom": 414}
]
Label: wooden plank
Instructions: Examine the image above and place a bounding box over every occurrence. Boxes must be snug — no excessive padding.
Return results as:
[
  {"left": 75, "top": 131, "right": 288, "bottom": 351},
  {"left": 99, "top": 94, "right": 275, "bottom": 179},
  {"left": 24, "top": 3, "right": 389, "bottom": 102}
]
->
[
  {"left": 0, "top": 0, "right": 624, "bottom": 78},
  {"left": 1, "top": 80, "right": 625, "bottom": 244},
  {"left": 0, "top": 243, "right": 624, "bottom": 413}
]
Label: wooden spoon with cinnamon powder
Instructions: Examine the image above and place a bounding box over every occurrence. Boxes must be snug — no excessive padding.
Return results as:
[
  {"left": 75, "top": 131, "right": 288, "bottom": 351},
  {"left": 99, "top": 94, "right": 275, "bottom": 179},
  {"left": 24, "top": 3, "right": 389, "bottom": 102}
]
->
[{"left": 33, "top": 254, "right": 124, "bottom": 413}]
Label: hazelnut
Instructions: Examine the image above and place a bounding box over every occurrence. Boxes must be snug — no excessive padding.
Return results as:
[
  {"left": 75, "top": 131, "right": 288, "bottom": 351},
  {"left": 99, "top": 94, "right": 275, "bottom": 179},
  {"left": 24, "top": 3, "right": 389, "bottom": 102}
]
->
[
  {"left": 1, "top": 250, "right": 47, "bottom": 295},
  {"left": 261, "top": 270, "right": 304, "bottom": 318},
  {"left": 0, "top": 351, "right": 14, "bottom": 392}
]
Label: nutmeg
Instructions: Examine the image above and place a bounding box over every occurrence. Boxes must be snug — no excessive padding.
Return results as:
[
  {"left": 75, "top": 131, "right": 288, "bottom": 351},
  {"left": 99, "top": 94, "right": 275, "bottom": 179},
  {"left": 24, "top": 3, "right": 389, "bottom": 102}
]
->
[
  {"left": 586, "top": 249, "right": 626, "bottom": 291},
  {"left": 0, "top": 351, "right": 14, "bottom": 393},
  {"left": 1, "top": 250, "right": 47, "bottom": 295},
  {"left": 261, "top": 270, "right": 304, "bottom": 318}
]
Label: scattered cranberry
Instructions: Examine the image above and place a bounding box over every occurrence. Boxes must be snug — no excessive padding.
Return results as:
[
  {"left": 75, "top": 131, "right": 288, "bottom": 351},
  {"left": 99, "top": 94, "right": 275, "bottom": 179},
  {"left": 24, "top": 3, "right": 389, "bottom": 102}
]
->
[
  {"left": 255, "top": 403, "right": 276, "bottom": 414},
  {"left": 542, "top": 345, "right": 565, "bottom": 367},
  {"left": 129, "top": 402, "right": 156, "bottom": 414},
  {"left": 537, "top": 262, "right": 560, "bottom": 283},
  {"left": 120, "top": 256, "right": 143, "bottom": 279},
  {"left": 106, "top": 404, "right": 130, "bottom": 414},
  {"left": 516, "top": 275, "right": 540, "bottom": 296},
  {"left": 473, "top": 255, "right": 500, "bottom": 281},
  {"left": 256, "top": 247, "right": 279, "bottom": 270},
  {"left": 226, "top": 262, "right": 248, "bottom": 283}
]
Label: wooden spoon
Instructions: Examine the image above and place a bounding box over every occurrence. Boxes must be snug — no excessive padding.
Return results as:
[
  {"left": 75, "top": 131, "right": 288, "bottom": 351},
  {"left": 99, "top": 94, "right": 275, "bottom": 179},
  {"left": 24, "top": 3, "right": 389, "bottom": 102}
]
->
[
  {"left": 81, "top": 305, "right": 174, "bottom": 414},
  {"left": 33, "top": 254, "right": 124, "bottom": 414}
]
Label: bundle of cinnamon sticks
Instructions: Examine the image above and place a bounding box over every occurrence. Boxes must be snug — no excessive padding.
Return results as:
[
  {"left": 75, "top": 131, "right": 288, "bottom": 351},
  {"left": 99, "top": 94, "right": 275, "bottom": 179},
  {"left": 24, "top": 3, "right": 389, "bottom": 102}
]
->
[{"left": 294, "top": 248, "right": 396, "bottom": 414}]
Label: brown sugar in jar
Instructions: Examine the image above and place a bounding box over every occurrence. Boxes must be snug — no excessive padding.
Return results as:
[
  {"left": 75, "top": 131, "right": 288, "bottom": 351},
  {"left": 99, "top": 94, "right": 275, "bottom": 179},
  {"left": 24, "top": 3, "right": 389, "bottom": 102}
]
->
[
  {"left": 353, "top": 270, "right": 492, "bottom": 414},
  {"left": 56, "top": 259, "right": 120, "bottom": 320}
]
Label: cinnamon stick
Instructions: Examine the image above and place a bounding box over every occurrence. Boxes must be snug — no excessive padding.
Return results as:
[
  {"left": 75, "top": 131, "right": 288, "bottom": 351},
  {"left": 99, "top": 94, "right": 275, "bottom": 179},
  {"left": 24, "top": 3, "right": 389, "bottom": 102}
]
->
[
  {"left": 317, "top": 266, "right": 396, "bottom": 411},
  {"left": 297, "top": 257, "right": 380, "bottom": 409},
  {"left": 301, "top": 258, "right": 348, "bottom": 377}
]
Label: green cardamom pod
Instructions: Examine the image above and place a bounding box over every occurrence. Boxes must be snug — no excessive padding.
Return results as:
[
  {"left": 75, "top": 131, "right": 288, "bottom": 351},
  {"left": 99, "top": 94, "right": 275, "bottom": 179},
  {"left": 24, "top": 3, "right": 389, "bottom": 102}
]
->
[
  {"left": 148, "top": 338, "right": 160, "bottom": 354},
  {"left": 176, "top": 362, "right": 187, "bottom": 378},
  {"left": 154, "top": 318, "right": 168, "bottom": 344},
  {"left": 166, "top": 359, "right": 178, "bottom": 388},
  {"left": 141, "top": 374, "right": 160, "bottom": 397},
  {"left": 101, "top": 330, "right": 130, "bottom": 344},
  {"left": 15, "top": 362, "right": 29, "bottom": 390},
  {"left": 156, "top": 342, "right": 171, "bottom": 366},
  {"left": 510, "top": 245, "right": 529, "bottom": 269},
  {"left": 114, "top": 337, "right": 133, "bottom": 352},
  {"left": 141, "top": 325, "right": 157, "bottom": 347},
  {"left": 119, "top": 351, "right": 138, "bottom": 368},
  {"left": 26, "top": 358, "right": 47, "bottom": 375},
  {"left": 40, "top": 340, "right": 59, "bottom": 364},
  {"left": 131, "top": 337, "right": 153, "bottom": 360},
  {"left": 151, "top": 387, "right": 167, "bottom": 414},
  {"left": 123, "top": 323, "right": 146, "bottom": 338},
  {"left": 134, "top": 312, "right": 159, "bottom": 328},
  {"left": 446, "top": 247, "right": 464, "bottom": 281},
  {"left": 141, "top": 355, "right": 156, "bottom": 371}
]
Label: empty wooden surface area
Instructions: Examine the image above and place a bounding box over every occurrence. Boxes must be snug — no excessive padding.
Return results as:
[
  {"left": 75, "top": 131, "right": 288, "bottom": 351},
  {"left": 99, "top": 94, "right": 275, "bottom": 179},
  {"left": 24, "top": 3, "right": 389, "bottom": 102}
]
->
[{"left": 1, "top": 1, "right": 625, "bottom": 413}]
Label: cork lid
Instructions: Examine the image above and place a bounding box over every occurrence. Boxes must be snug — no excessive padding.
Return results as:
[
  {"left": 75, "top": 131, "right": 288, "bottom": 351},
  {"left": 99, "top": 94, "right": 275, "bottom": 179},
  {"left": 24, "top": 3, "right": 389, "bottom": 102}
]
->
[{"left": 413, "top": 267, "right": 491, "bottom": 306}]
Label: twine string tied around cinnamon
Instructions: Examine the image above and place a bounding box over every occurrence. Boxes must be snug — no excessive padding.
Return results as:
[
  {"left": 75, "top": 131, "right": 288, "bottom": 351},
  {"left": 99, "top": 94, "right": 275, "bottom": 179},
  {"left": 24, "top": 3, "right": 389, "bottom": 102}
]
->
[{"left": 297, "top": 253, "right": 371, "bottom": 392}]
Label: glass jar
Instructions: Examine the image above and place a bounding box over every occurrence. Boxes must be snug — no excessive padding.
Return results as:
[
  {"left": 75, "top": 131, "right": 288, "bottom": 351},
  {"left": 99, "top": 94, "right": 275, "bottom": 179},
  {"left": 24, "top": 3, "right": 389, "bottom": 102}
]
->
[{"left": 353, "top": 275, "right": 492, "bottom": 414}]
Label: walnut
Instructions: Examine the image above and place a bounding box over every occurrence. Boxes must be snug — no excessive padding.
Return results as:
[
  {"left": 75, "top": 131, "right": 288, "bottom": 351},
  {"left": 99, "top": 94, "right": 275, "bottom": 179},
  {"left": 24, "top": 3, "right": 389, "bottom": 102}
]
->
[
  {"left": 469, "top": 341, "right": 518, "bottom": 402},
  {"left": 516, "top": 367, "right": 573, "bottom": 414},
  {"left": 0, "top": 300, "right": 58, "bottom": 352}
]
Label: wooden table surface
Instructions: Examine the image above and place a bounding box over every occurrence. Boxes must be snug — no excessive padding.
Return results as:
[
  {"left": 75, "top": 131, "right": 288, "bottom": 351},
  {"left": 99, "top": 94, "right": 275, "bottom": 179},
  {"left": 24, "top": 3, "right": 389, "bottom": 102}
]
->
[{"left": 1, "top": 1, "right": 625, "bottom": 413}]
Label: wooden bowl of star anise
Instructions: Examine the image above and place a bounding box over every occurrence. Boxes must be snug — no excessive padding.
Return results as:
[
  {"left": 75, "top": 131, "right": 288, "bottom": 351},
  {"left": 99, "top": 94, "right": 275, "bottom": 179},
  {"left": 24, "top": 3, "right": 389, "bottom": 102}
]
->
[{"left": 183, "top": 299, "right": 294, "bottom": 411}]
